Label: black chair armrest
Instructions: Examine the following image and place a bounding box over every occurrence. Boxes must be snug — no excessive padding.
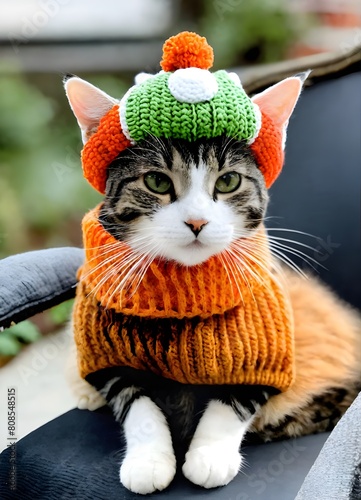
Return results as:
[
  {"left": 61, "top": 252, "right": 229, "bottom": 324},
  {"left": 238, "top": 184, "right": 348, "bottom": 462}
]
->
[{"left": 0, "top": 247, "right": 84, "bottom": 330}]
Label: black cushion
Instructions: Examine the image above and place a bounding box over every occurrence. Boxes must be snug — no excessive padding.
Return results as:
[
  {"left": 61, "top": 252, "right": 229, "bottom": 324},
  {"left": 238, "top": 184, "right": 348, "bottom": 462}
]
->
[
  {"left": 267, "top": 71, "right": 361, "bottom": 310},
  {"left": 0, "top": 407, "right": 329, "bottom": 500}
]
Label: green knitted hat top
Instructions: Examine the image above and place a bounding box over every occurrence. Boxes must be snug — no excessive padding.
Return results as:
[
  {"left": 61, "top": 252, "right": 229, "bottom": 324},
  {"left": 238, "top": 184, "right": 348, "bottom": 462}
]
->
[
  {"left": 121, "top": 70, "right": 260, "bottom": 143},
  {"left": 119, "top": 32, "right": 261, "bottom": 145}
]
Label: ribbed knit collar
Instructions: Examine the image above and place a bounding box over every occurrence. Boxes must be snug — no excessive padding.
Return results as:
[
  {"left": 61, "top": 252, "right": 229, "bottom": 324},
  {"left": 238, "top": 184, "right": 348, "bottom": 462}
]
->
[{"left": 80, "top": 204, "right": 274, "bottom": 319}]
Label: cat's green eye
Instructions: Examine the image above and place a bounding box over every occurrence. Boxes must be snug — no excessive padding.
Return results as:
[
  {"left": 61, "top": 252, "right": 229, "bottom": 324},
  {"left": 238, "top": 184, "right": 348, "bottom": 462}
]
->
[
  {"left": 144, "top": 172, "right": 172, "bottom": 194},
  {"left": 215, "top": 172, "right": 241, "bottom": 194}
]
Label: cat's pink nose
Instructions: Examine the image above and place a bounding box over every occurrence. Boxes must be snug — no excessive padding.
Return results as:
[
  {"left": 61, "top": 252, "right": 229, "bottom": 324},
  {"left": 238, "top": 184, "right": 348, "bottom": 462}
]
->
[{"left": 184, "top": 219, "right": 208, "bottom": 237}]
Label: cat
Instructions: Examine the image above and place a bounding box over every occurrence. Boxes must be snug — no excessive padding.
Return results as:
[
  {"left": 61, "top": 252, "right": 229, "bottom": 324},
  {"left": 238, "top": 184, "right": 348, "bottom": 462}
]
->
[{"left": 65, "top": 75, "right": 361, "bottom": 495}]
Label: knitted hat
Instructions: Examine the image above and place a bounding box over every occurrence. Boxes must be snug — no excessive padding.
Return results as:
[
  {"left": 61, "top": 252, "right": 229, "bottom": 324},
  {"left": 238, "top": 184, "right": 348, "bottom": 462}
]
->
[{"left": 65, "top": 31, "right": 305, "bottom": 194}]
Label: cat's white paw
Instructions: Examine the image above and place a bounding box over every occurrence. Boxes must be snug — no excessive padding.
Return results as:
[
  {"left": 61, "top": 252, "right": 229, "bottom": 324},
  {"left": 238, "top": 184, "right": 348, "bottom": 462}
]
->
[
  {"left": 77, "top": 388, "right": 106, "bottom": 411},
  {"left": 120, "top": 449, "right": 176, "bottom": 494},
  {"left": 72, "top": 377, "right": 106, "bottom": 411},
  {"left": 182, "top": 445, "right": 241, "bottom": 488}
]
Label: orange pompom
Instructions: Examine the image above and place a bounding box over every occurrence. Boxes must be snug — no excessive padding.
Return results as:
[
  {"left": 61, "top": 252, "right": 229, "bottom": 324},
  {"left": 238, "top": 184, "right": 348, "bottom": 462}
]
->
[{"left": 161, "top": 31, "right": 214, "bottom": 71}]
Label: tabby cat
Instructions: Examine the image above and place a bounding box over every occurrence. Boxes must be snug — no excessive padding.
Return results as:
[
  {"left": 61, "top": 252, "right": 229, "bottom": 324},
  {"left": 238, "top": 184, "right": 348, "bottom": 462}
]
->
[{"left": 65, "top": 74, "right": 361, "bottom": 495}]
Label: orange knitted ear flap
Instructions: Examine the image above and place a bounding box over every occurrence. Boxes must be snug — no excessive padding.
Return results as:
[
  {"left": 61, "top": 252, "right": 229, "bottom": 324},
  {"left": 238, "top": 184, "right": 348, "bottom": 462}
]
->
[
  {"left": 250, "top": 76, "right": 305, "bottom": 188},
  {"left": 250, "top": 112, "right": 284, "bottom": 189},
  {"left": 82, "top": 105, "right": 131, "bottom": 194},
  {"left": 64, "top": 76, "right": 131, "bottom": 193}
]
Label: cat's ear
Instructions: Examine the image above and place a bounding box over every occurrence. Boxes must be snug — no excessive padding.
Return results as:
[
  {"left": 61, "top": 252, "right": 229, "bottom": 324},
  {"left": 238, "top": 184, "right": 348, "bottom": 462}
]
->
[
  {"left": 252, "top": 71, "right": 310, "bottom": 147},
  {"left": 64, "top": 75, "right": 117, "bottom": 144}
]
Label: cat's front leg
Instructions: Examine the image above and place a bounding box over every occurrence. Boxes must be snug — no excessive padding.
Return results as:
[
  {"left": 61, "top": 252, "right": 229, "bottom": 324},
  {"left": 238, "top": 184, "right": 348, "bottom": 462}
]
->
[
  {"left": 183, "top": 392, "right": 269, "bottom": 489},
  {"left": 182, "top": 400, "right": 247, "bottom": 488},
  {"left": 119, "top": 395, "right": 176, "bottom": 494}
]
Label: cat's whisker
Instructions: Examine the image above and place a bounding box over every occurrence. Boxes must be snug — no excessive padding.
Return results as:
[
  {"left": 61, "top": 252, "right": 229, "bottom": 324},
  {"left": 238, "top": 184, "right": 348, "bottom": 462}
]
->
[
  {"left": 230, "top": 241, "right": 286, "bottom": 293},
  {"left": 144, "top": 133, "right": 171, "bottom": 160},
  {"left": 265, "top": 227, "right": 320, "bottom": 239},
  {"left": 240, "top": 231, "right": 317, "bottom": 272},
  {"left": 241, "top": 253, "right": 280, "bottom": 293},
  {"left": 83, "top": 239, "right": 158, "bottom": 292},
  {"left": 232, "top": 228, "right": 323, "bottom": 273},
  {"left": 81, "top": 245, "right": 136, "bottom": 277},
  {"left": 218, "top": 136, "right": 237, "bottom": 162},
  {"left": 227, "top": 246, "right": 268, "bottom": 294},
  {"left": 238, "top": 229, "right": 319, "bottom": 258},
  {"left": 229, "top": 236, "right": 275, "bottom": 298},
  {"left": 85, "top": 257, "right": 137, "bottom": 300},
  {"left": 227, "top": 250, "right": 257, "bottom": 303},
  {"left": 96, "top": 241, "right": 160, "bottom": 299},
  {"left": 104, "top": 256, "right": 147, "bottom": 309},
  {"left": 220, "top": 250, "right": 245, "bottom": 305},
  {"left": 217, "top": 253, "right": 235, "bottom": 303},
  {"left": 88, "top": 252, "right": 142, "bottom": 299},
  {"left": 84, "top": 245, "right": 132, "bottom": 265},
  {"left": 219, "top": 249, "right": 246, "bottom": 305},
  {"left": 231, "top": 238, "right": 271, "bottom": 262},
  {"left": 128, "top": 249, "right": 160, "bottom": 299},
  {"left": 83, "top": 241, "right": 125, "bottom": 251},
  {"left": 126, "top": 233, "right": 162, "bottom": 245},
  {"left": 267, "top": 241, "right": 324, "bottom": 271},
  {"left": 114, "top": 252, "right": 156, "bottom": 304},
  {"left": 104, "top": 242, "right": 163, "bottom": 308},
  {"left": 84, "top": 234, "right": 158, "bottom": 273},
  {"left": 268, "top": 247, "right": 308, "bottom": 279},
  {"left": 81, "top": 252, "right": 128, "bottom": 282},
  {"left": 266, "top": 235, "right": 321, "bottom": 253}
]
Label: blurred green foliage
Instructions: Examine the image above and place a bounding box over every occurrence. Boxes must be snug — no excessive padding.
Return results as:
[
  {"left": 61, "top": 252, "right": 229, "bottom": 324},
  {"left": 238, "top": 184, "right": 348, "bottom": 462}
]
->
[
  {"left": 0, "top": 300, "right": 74, "bottom": 356},
  {"left": 0, "top": 72, "right": 128, "bottom": 257},
  {"left": 0, "top": 320, "right": 41, "bottom": 356},
  {"left": 199, "top": 0, "right": 305, "bottom": 67},
  {"left": 49, "top": 299, "right": 74, "bottom": 325}
]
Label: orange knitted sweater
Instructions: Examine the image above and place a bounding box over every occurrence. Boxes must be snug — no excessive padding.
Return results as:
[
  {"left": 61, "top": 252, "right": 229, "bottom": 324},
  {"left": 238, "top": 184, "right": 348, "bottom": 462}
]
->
[{"left": 73, "top": 205, "right": 295, "bottom": 391}]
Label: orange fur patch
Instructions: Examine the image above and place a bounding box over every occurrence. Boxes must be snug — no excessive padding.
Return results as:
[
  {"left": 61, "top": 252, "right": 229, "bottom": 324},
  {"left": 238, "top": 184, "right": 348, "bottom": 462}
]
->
[{"left": 253, "top": 269, "right": 361, "bottom": 430}]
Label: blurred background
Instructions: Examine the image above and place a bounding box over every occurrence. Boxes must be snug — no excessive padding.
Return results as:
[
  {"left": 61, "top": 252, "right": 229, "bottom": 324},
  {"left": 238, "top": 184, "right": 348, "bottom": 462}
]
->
[
  {"left": 0, "top": 0, "right": 360, "bottom": 441},
  {"left": 0, "top": 0, "right": 360, "bottom": 353}
]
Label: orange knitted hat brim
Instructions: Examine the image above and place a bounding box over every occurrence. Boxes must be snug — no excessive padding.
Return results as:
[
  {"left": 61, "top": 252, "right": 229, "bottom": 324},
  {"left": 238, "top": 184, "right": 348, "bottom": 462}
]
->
[{"left": 81, "top": 105, "right": 131, "bottom": 194}]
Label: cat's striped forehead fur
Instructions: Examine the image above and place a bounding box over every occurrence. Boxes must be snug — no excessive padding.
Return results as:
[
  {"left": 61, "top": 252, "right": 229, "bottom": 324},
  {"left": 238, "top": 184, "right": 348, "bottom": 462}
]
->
[{"left": 99, "top": 134, "right": 268, "bottom": 266}]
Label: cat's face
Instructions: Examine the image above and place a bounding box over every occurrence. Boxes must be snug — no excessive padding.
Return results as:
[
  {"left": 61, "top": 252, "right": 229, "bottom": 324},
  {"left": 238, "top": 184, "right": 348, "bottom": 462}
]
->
[
  {"left": 64, "top": 71, "right": 305, "bottom": 267},
  {"left": 100, "top": 135, "right": 268, "bottom": 266}
]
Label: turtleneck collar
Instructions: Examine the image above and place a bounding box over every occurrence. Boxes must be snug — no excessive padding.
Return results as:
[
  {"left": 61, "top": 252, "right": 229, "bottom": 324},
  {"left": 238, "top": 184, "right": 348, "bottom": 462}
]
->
[{"left": 79, "top": 204, "right": 275, "bottom": 319}]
